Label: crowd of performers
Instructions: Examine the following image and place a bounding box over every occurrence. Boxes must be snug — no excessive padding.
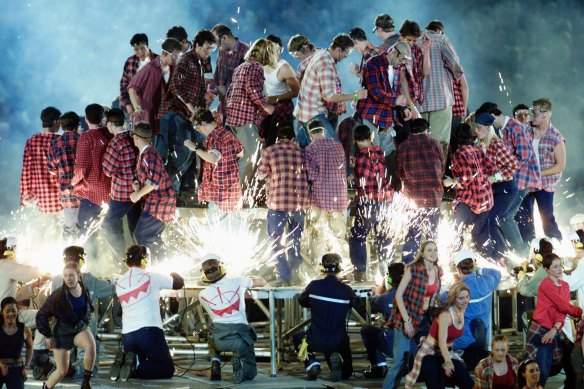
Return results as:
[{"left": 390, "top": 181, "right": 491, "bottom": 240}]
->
[{"left": 6, "top": 10, "right": 577, "bottom": 389}]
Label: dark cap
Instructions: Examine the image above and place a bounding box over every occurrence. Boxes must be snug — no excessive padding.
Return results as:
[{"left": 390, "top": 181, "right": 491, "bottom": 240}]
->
[{"left": 475, "top": 112, "right": 495, "bottom": 126}]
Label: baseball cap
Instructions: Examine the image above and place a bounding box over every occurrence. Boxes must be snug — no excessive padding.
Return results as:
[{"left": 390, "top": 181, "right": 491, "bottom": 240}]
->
[{"left": 454, "top": 249, "right": 477, "bottom": 266}]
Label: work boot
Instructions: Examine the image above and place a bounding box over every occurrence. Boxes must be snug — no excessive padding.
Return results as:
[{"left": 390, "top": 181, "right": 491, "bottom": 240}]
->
[
  {"left": 210, "top": 360, "right": 221, "bottom": 381},
  {"left": 353, "top": 270, "right": 367, "bottom": 283},
  {"left": 306, "top": 364, "right": 321, "bottom": 380},
  {"left": 232, "top": 356, "right": 244, "bottom": 384},
  {"left": 33, "top": 353, "right": 54, "bottom": 380},
  {"left": 109, "top": 351, "right": 125, "bottom": 381},
  {"left": 119, "top": 352, "right": 136, "bottom": 382},
  {"left": 329, "top": 352, "right": 342, "bottom": 382}
]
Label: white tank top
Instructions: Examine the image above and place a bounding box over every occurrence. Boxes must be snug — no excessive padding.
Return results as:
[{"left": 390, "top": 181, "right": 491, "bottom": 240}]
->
[{"left": 264, "top": 59, "right": 290, "bottom": 97}]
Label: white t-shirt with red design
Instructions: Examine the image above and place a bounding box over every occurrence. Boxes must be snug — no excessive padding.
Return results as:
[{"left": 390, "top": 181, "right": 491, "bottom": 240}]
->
[
  {"left": 199, "top": 277, "right": 253, "bottom": 325},
  {"left": 115, "top": 267, "right": 173, "bottom": 334}
]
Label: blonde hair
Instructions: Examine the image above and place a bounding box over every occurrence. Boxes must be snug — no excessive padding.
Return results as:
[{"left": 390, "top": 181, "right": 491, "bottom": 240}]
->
[
  {"left": 414, "top": 240, "right": 438, "bottom": 265},
  {"left": 439, "top": 282, "right": 470, "bottom": 314},
  {"left": 477, "top": 124, "right": 498, "bottom": 148},
  {"left": 245, "top": 38, "right": 278, "bottom": 68}
]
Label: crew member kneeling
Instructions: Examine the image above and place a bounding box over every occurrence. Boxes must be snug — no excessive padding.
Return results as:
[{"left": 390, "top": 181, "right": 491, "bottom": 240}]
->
[
  {"left": 199, "top": 254, "right": 267, "bottom": 384},
  {"left": 110, "top": 245, "right": 184, "bottom": 381}
]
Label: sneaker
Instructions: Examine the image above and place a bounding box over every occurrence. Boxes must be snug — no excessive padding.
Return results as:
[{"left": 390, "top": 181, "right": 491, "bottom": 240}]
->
[
  {"left": 329, "top": 352, "right": 342, "bottom": 382},
  {"left": 363, "top": 365, "right": 388, "bottom": 378},
  {"left": 306, "top": 364, "right": 321, "bottom": 380},
  {"left": 210, "top": 360, "right": 221, "bottom": 381},
  {"left": 119, "top": 352, "right": 136, "bottom": 382},
  {"left": 33, "top": 353, "right": 54, "bottom": 380},
  {"left": 109, "top": 351, "right": 125, "bottom": 381},
  {"left": 232, "top": 356, "right": 244, "bottom": 384}
]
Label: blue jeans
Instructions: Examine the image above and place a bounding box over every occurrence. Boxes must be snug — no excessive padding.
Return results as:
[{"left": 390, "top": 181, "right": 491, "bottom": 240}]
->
[
  {"left": 535, "top": 341, "right": 554, "bottom": 387},
  {"left": 383, "top": 328, "right": 413, "bottom": 389},
  {"left": 402, "top": 208, "right": 440, "bottom": 264},
  {"left": 133, "top": 211, "right": 165, "bottom": 262},
  {"left": 419, "top": 355, "right": 474, "bottom": 389},
  {"left": 350, "top": 201, "right": 392, "bottom": 272},
  {"left": 123, "top": 326, "right": 174, "bottom": 379},
  {"left": 517, "top": 190, "right": 562, "bottom": 243},
  {"left": 266, "top": 210, "right": 305, "bottom": 281},
  {"left": 361, "top": 325, "right": 418, "bottom": 368},
  {"left": 0, "top": 365, "right": 24, "bottom": 389},
  {"left": 298, "top": 113, "right": 339, "bottom": 149},
  {"left": 501, "top": 187, "right": 529, "bottom": 255},
  {"left": 488, "top": 180, "right": 519, "bottom": 257},
  {"left": 159, "top": 112, "right": 206, "bottom": 193},
  {"left": 77, "top": 198, "right": 102, "bottom": 258},
  {"left": 102, "top": 200, "right": 140, "bottom": 263},
  {"left": 453, "top": 203, "right": 493, "bottom": 259}
]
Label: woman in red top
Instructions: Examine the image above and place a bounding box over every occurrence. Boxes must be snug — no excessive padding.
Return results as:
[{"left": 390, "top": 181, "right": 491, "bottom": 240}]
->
[
  {"left": 474, "top": 335, "right": 518, "bottom": 389},
  {"left": 474, "top": 113, "right": 519, "bottom": 258},
  {"left": 525, "top": 253, "right": 582, "bottom": 386},
  {"left": 404, "top": 282, "right": 474, "bottom": 389}
]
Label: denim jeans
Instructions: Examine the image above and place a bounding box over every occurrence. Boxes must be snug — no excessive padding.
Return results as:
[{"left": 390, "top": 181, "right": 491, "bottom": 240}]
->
[
  {"left": 383, "top": 328, "right": 413, "bottom": 389},
  {"left": 63, "top": 206, "right": 79, "bottom": 243},
  {"left": 123, "top": 326, "right": 174, "bottom": 379},
  {"left": 133, "top": 211, "right": 166, "bottom": 262},
  {"left": 349, "top": 201, "right": 392, "bottom": 272},
  {"left": 488, "top": 180, "right": 519, "bottom": 257},
  {"left": 517, "top": 190, "right": 562, "bottom": 243},
  {"left": 419, "top": 354, "right": 474, "bottom": 389},
  {"left": 102, "top": 200, "right": 140, "bottom": 263},
  {"left": 266, "top": 210, "right": 305, "bottom": 281},
  {"left": 453, "top": 203, "right": 493, "bottom": 259},
  {"left": 402, "top": 208, "right": 440, "bottom": 264},
  {"left": 0, "top": 365, "right": 24, "bottom": 389},
  {"left": 501, "top": 187, "right": 529, "bottom": 256},
  {"left": 159, "top": 112, "right": 206, "bottom": 193},
  {"left": 77, "top": 198, "right": 102, "bottom": 258},
  {"left": 298, "top": 113, "right": 339, "bottom": 149},
  {"left": 231, "top": 124, "right": 260, "bottom": 187},
  {"left": 361, "top": 325, "right": 418, "bottom": 367}
]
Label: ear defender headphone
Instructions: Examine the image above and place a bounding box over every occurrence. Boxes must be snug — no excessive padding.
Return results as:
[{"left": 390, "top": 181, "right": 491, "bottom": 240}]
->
[
  {"left": 386, "top": 274, "right": 393, "bottom": 288},
  {"left": 320, "top": 262, "right": 341, "bottom": 273},
  {"left": 63, "top": 246, "right": 86, "bottom": 268},
  {"left": 571, "top": 232, "right": 584, "bottom": 252},
  {"left": 201, "top": 262, "right": 226, "bottom": 283},
  {"left": 534, "top": 249, "right": 543, "bottom": 264}
]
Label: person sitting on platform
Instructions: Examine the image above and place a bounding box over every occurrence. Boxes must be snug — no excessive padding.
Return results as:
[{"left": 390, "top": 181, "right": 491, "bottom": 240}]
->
[
  {"left": 360, "top": 262, "right": 416, "bottom": 379},
  {"left": 110, "top": 245, "right": 184, "bottom": 382},
  {"left": 199, "top": 254, "right": 267, "bottom": 384},
  {"left": 294, "top": 253, "right": 355, "bottom": 382}
]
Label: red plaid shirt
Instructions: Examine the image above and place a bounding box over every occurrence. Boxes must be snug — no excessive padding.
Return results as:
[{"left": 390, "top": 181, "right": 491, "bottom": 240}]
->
[
  {"left": 452, "top": 78, "right": 465, "bottom": 117},
  {"left": 136, "top": 145, "right": 176, "bottom": 222},
  {"left": 482, "top": 137, "right": 519, "bottom": 181},
  {"left": 304, "top": 138, "right": 349, "bottom": 211},
  {"left": 102, "top": 131, "right": 137, "bottom": 202},
  {"left": 119, "top": 51, "right": 158, "bottom": 110},
  {"left": 576, "top": 320, "right": 584, "bottom": 347},
  {"left": 354, "top": 145, "right": 393, "bottom": 202},
  {"left": 294, "top": 49, "right": 345, "bottom": 123},
  {"left": 502, "top": 117, "right": 540, "bottom": 191},
  {"left": 47, "top": 131, "right": 80, "bottom": 208},
  {"left": 355, "top": 53, "right": 398, "bottom": 129},
  {"left": 257, "top": 139, "right": 310, "bottom": 212},
  {"left": 225, "top": 60, "right": 268, "bottom": 127},
  {"left": 71, "top": 127, "right": 113, "bottom": 205},
  {"left": 20, "top": 132, "right": 62, "bottom": 213},
  {"left": 214, "top": 39, "right": 249, "bottom": 89},
  {"left": 451, "top": 145, "right": 496, "bottom": 214},
  {"left": 387, "top": 262, "right": 443, "bottom": 331},
  {"left": 198, "top": 125, "right": 243, "bottom": 213},
  {"left": 170, "top": 50, "right": 206, "bottom": 113},
  {"left": 397, "top": 134, "right": 445, "bottom": 208},
  {"left": 128, "top": 59, "right": 167, "bottom": 131},
  {"left": 529, "top": 123, "right": 564, "bottom": 192},
  {"left": 410, "top": 43, "right": 424, "bottom": 105}
]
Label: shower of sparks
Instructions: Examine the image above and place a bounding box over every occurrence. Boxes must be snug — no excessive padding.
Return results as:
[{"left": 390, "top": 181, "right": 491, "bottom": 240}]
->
[{"left": 497, "top": 71, "right": 513, "bottom": 108}]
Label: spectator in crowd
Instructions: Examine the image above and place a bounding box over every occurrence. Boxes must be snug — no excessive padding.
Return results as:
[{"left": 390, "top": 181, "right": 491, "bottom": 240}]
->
[{"left": 474, "top": 335, "right": 519, "bottom": 389}]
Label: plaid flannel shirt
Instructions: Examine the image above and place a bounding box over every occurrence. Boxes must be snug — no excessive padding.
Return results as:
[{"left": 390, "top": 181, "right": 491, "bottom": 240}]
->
[
  {"left": 359, "top": 45, "right": 382, "bottom": 74},
  {"left": 213, "top": 39, "right": 249, "bottom": 90},
  {"left": 169, "top": 50, "right": 206, "bottom": 113},
  {"left": 71, "top": 127, "right": 113, "bottom": 205},
  {"left": 304, "top": 138, "right": 349, "bottom": 211},
  {"left": 387, "top": 262, "right": 443, "bottom": 331},
  {"left": 419, "top": 32, "right": 463, "bottom": 113},
  {"left": 294, "top": 49, "right": 345, "bottom": 123},
  {"left": 525, "top": 320, "right": 563, "bottom": 367},
  {"left": 397, "top": 134, "right": 445, "bottom": 208},
  {"left": 119, "top": 51, "right": 158, "bottom": 110},
  {"left": 528, "top": 123, "right": 564, "bottom": 192},
  {"left": 354, "top": 145, "right": 394, "bottom": 202},
  {"left": 502, "top": 117, "right": 540, "bottom": 191},
  {"left": 136, "top": 145, "right": 176, "bottom": 222},
  {"left": 20, "top": 132, "right": 62, "bottom": 213},
  {"left": 451, "top": 145, "right": 496, "bottom": 214},
  {"left": 452, "top": 78, "right": 465, "bottom": 117},
  {"left": 257, "top": 139, "right": 310, "bottom": 212},
  {"left": 474, "top": 355, "right": 518, "bottom": 389},
  {"left": 198, "top": 125, "right": 243, "bottom": 213},
  {"left": 225, "top": 60, "right": 268, "bottom": 127},
  {"left": 576, "top": 320, "right": 584, "bottom": 346},
  {"left": 483, "top": 137, "right": 519, "bottom": 181},
  {"left": 410, "top": 43, "right": 424, "bottom": 105},
  {"left": 355, "top": 53, "right": 397, "bottom": 128},
  {"left": 47, "top": 131, "right": 80, "bottom": 208},
  {"left": 102, "top": 131, "right": 137, "bottom": 202},
  {"left": 296, "top": 52, "right": 316, "bottom": 80},
  {"left": 127, "top": 59, "right": 167, "bottom": 130}
]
